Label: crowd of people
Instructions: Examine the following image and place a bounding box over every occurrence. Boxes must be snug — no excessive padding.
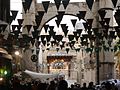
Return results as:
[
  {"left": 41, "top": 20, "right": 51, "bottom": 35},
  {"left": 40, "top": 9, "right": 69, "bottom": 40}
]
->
[{"left": 0, "top": 76, "right": 120, "bottom": 90}]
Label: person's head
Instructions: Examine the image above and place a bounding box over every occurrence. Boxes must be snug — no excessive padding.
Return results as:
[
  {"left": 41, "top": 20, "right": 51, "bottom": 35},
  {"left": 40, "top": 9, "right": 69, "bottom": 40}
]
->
[
  {"left": 83, "top": 83, "right": 87, "bottom": 87},
  {"left": 59, "top": 76, "right": 64, "bottom": 81},
  {"left": 114, "top": 79, "right": 117, "bottom": 83},
  {"left": 71, "top": 84, "right": 74, "bottom": 88},
  {"left": 50, "top": 80, "right": 55, "bottom": 84},
  {"left": 88, "top": 82, "right": 94, "bottom": 87}
]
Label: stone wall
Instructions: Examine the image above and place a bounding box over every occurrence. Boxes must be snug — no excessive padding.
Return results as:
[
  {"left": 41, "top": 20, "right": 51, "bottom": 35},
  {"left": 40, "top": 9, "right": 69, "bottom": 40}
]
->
[{"left": 22, "top": 0, "right": 116, "bottom": 84}]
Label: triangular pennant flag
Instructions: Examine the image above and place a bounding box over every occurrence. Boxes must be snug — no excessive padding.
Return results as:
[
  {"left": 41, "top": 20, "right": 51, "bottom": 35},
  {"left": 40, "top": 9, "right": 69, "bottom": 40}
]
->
[
  {"left": 64, "top": 30, "right": 68, "bottom": 37},
  {"left": 69, "top": 41, "right": 75, "bottom": 49},
  {"left": 73, "top": 31, "right": 77, "bottom": 37},
  {"left": 35, "top": 16, "right": 42, "bottom": 28},
  {"left": 42, "top": 1, "right": 50, "bottom": 13},
  {"left": 104, "top": 25, "right": 109, "bottom": 31},
  {"left": 98, "top": 9, "right": 106, "bottom": 20},
  {"left": 37, "top": 41, "right": 41, "bottom": 46},
  {"left": 49, "top": 30, "right": 56, "bottom": 37},
  {"left": 56, "top": 47, "right": 59, "bottom": 52},
  {"left": 22, "top": 2, "right": 28, "bottom": 13},
  {"left": 46, "top": 35, "right": 51, "bottom": 42},
  {"left": 49, "top": 26, "right": 54, "bottom": 31},
  {"left": 68, "top": 35, "right": 74, "bottom": 41},
  {"left": 32, "top": 30, "right": 40, "bottom": 39},
  {"left": 80, "top": 37, "right": 85, "bottom": 41},
  {"left": 60, "top": 45, "right": 64, "bottom": 49},
  {"left": 42, "top": 40, "right": 46, "bottom": 46},
  {"left": 17, "top": 25, "right": 22, "bottom": 31},
  {"left": 87, "top": 19, "right": 93, "bottom": 28},
  {"left": 31, "top": 38, "right": 35, "bottom": 46},
  {"left": 11, "top": 10, "right": 18, "bottom": 20},
  {"left": 50, "top": 41, "right": 55, "bottom": 47},
  {"left": 92, "top": 28, "right": 98, "bottom": 35},
  {"left": 87, "top": 30, "right": 92, "bottom": 36},
  {"left": 71, "top": 19, "right": 77, "bottom": 28},
  {"left": 44, "top": 25, "right": 49, "bottom": 33},
  {"left": 85, "top": 48, "right": 93, "bottom": 53},
  {"left": 49, "top": 26, "right": 55, "bottom": 36},
  {"left": 83, "top": 22, "right": 88, "bottom": 30},
  {"left": 111, "top": 0, "right": 118, "bottom": 8},
  {"left": 26, "top": 25, "right": 32, "bottom": 33},
  {"left": 61, "top": 24, "right": 68, "bottom": 37},
  {"left": 75, "top": 48, "right": 80, "bottom": 52},
  {"left": 81, "top": 41, "right": 89, "bottom": 46},
  {"left": 111, "top": 49, "right": 114, "bottom": 52},
  {"left": 86, "top": 0, "right": 94, "bottom": 10},
  {"left": 99, "top": 21, "right": 105, "bottom": 27},
  {"left": 62, "top": 0, "right": 70, "bottom": 9},
  {"left": 17, "top": 19, "right": 24, "bottom": 26},
  {"left": 55, "top": 20, "right": 61, "bottom": 27},
  {"left": 103, "top": 29, "right": 108, "bottom": 39},
  {"left": 54, "top": 0, "right": 61, "bottom": 10},
  {"left": 55, "top": 35, "right": 63, "bottom": 42},
  {"left": 75, "top": 36, "right": 79, "bottom": 41},
  {"left": 109, "top": 31, "right": 116, "bottom": 39},
  {"left": 35, "top": 11, "right": 45, "bottom": 27},
  {"left": 76, "top": 29, "right": 82, "bottom": 36},
  {"left": 57, "top": 11, "right": 65, "bottom": 22},
  {"left": 22, "top": 0, "right": 32, "bottom": 13},
  {"left": 41, "top": 35, "right": 46, "bottom": 41},
  {"left": 13, "top": 30, "right": 20, "bottom": 39},
  {"left": 66, "top": 48, "right": 69, "bottom": 54},
  {"left": 11, "top": 25, "right": 18, "bottom": 31},
  {"left": 37, "top": 36, "right": 40, "bottom": 40},
  {"left": 33, "top": 26, "right": 38, "bottom": 31},
  {"left": 73, "top": 31, "right": 79, "bottom": 41},
  {"left": 83, "top": 34, "right": 89, "bottom": 39},
  {"left": 47, "top": 42, "right": 50, "bottom": 46},
  {"left": 77, "top": 11, "right": 86, "bottom": 20},
  {"left": 49, "top": 30, "right": 56, "bottom": 38},
  {"left": 104, "top": 18, "right": 110, "bottom": 25},
  {"left": 114, "top": 11, "right": 120, "bottom": 26}
]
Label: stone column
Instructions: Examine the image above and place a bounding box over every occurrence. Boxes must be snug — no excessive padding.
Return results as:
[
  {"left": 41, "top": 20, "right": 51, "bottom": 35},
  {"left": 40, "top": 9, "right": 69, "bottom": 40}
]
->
[{"left": 92, "top": 0, "right": 115, "bottom": 83}]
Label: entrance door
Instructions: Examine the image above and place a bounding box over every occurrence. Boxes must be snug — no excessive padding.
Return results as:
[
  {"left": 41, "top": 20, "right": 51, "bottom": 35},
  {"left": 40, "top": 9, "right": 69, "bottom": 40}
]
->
[{"left": 47, "top": 56, "right": 72, "bottom": 79}]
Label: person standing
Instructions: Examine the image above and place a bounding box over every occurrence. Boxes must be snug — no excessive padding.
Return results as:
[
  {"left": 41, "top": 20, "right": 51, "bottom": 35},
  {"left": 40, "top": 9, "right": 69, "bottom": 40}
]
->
[
  {"left": 57, "top": 77, "right": 68, "bottom": 90},
  {"left": 81, "top": 83, "right": 88, "bottom": 90},
  {"left": 46, "top": 80, "right": 56, "bottom": 90}
]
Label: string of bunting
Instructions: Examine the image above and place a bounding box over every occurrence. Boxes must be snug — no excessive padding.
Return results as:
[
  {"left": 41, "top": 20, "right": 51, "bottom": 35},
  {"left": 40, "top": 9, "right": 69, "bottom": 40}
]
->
[{"left": 0, "top": 0, "right": 120, "bottom": 54}]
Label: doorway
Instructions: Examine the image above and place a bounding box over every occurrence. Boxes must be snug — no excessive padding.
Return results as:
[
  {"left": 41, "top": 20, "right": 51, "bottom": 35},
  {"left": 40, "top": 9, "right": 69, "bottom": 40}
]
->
[{"left": 47, "top": 55, "right": 72, "bottom": 79}]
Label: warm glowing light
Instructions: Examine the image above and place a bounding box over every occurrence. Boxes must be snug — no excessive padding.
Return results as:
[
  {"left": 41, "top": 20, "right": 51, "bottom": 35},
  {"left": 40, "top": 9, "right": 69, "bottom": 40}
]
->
[
  {"left": 15, "top": 51, "right": 20, "bottom": 55},
  {"left": 4, "top": 71, "right": 7, "bottom": 75},
  {"left": 0, "top": 69, "right": 4, "bottom": 74},
  {"left": 61, "top": 59, "right": 64, "bottom": 62},
  {"left": 0, "top": 78, "right": 3, "bottom": 81}
]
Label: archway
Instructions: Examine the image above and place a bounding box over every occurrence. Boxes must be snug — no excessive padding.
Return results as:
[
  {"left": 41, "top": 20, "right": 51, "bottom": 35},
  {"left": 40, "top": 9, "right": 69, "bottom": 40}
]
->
[{"left": 39, "top": 14, "right": 86, "bottom": 80}]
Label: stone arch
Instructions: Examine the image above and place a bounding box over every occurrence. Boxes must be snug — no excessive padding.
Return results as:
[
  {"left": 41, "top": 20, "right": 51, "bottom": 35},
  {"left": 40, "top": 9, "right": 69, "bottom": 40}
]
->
[
  {"left": 40, "top": 13, "right": 86, "bottom": 31},
  {"left": 35, "top": 2, "right": 90, "bottom": 30},
  {"left": 23, "top": 0, "right": 114, "bottom": 32}
]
